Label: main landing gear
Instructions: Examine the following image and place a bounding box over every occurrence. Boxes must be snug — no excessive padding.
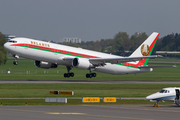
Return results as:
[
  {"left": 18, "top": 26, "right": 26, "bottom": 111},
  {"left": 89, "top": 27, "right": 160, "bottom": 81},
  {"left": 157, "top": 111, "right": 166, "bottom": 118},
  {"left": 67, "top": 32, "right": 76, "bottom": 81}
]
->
[
  {"left": 13, "top": 55, "right": 19, "bottom": 65},
  {"left": 86, "top": 69, "right": 96, "bottom": 78},
  {"left": 64, "top": 66, "right": 74, "bottom": 78}
]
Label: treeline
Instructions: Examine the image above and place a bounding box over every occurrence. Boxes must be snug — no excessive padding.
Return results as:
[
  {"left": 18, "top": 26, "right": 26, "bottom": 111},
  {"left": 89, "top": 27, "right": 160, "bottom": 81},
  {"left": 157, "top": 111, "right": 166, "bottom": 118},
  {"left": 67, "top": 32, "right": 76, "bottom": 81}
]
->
[
  {"left": 62, "top": 32, "right": 180, "bottom": 57},
  {"left": 155, "top": 33, "right": 180, "bottom": 51},
  {"left": 0, "top": 32, "right": 7, "bottom": 64},
  {"left": 62, "top": 32, "right": 149, "bottom": 56}
]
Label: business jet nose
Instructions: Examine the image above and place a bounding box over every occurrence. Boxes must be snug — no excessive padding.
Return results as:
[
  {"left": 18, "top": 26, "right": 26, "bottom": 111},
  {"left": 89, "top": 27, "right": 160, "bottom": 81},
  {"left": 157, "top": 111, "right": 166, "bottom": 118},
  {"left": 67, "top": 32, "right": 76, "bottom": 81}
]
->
[
  {"left": 146, "top": 95, "right": 154, "bottom": 100},
  {"left": 146, "top": 96, "right": 151, "bottom": 100}
]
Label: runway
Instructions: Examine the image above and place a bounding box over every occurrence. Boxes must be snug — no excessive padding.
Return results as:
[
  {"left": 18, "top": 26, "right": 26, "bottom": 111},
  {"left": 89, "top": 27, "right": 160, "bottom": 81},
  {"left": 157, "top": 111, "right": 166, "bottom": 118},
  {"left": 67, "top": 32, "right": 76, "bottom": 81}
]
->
[{"left": 0, "top": 105, "right": 179, "bottom": 120}]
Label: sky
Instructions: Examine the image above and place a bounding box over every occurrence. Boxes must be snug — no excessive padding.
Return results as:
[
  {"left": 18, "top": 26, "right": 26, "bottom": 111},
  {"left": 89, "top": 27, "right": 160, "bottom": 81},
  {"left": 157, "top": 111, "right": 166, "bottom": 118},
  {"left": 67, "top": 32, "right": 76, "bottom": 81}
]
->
[{"left": 1, "top": 0, "right": 180, "bottom": 42}]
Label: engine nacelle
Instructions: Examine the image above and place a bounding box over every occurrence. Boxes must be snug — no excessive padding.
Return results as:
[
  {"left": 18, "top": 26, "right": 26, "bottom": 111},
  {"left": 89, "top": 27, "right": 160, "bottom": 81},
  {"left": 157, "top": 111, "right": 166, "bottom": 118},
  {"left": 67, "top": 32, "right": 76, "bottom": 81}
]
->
[
  {"left": 34, "top": 60, "right": 57, "bottom": 69},
  {"left": 72, "top": 58, "right": 92, "bottom": 69}
]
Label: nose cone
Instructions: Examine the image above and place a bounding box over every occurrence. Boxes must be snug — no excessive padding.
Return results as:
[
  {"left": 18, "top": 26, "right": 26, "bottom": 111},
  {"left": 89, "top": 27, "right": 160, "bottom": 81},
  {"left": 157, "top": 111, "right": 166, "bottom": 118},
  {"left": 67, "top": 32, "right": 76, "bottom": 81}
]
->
[
  {"left": 3, "top": 42, "right": 8, "bottom": 50},
  {"left": 3, "top": 42, "right": 11, "bottom": 52},
  {"left": 146, "top": 93, "right": 159, "bottom": 100},
  {"left": 146, "top": 95, "right": 152, "bottom": 100}
]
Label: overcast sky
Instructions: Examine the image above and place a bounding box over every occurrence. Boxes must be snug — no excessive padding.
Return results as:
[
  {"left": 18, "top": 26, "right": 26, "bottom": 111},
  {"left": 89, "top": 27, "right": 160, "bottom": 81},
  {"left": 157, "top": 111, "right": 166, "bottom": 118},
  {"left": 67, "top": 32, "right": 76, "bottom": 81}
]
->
[{"left": 1, "top": 0, "right": 180, "bottom": 42}]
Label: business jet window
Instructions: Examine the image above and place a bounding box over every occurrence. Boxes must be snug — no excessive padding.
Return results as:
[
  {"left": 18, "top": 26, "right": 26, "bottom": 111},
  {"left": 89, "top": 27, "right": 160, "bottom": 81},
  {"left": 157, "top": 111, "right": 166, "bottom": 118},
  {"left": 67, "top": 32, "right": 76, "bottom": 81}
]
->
[
  {"left": 159, "top": 90, "right": 165, "bottom": 93},
  {"left": 9, "top": 40, "right": 17, "bottom": 43}
]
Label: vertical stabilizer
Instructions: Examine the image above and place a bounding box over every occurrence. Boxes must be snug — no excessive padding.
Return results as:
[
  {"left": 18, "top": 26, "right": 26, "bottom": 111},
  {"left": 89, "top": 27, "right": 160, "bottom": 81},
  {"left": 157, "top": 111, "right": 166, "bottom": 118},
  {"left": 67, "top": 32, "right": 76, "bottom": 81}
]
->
[{"left": 130, "top": 32, "right": 160, "bottom": 66}]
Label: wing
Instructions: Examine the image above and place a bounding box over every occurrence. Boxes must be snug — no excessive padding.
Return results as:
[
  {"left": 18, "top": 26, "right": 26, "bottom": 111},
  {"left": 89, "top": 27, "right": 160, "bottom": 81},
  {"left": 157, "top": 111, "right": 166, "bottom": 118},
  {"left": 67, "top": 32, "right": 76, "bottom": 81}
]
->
[{"left": 89, "top": 55, "right": 162, "bottom": 66}]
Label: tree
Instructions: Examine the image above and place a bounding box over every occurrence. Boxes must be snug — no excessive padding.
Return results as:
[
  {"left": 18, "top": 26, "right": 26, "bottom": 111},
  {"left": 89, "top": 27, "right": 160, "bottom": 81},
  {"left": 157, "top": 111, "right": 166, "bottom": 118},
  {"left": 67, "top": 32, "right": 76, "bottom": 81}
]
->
[{"left": 0, "top": 32, "right": 7, "bottom": 65}]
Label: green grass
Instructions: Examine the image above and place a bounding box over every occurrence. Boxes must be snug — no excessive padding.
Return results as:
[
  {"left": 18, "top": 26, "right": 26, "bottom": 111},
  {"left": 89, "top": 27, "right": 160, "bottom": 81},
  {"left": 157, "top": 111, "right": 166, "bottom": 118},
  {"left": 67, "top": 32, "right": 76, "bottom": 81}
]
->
[
  {"left": 0, "top": 58, "right": 179, "bottom": 105},
  {"left": 0, "top": 58, "right": 180, "bottom": 80},
  {"left": 0, "top": 83, "right": 179, "bottom": 98},
  {"left": 0, "top": 83, "right": 178, "bottom": 105}
]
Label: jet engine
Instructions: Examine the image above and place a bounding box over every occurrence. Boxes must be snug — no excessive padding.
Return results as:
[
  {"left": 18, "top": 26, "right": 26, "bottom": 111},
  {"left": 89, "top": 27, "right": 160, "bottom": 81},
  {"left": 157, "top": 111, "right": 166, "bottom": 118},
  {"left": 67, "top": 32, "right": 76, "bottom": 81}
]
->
[
  {"left": 72, "top": 58, "right": 92, "bottom": 69},
  {"left": 35, "top": 60, "right": 57, "bottom": 69}
]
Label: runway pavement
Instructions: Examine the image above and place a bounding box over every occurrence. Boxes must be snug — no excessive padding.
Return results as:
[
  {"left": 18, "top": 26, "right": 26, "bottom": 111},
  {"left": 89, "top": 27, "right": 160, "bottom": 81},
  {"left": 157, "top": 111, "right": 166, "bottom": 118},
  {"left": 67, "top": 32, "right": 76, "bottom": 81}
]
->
[{"left": 0, "top": 105, "right": 180, "bottom": 120}]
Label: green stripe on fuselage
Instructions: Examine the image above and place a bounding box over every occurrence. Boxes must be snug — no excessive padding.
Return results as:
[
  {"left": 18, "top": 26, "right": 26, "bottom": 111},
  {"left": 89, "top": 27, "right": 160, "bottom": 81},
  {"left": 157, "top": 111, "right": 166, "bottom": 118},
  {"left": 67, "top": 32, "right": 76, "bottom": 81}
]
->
[{"left": 15, "top": 45, "right": 140, "bottom": 69}]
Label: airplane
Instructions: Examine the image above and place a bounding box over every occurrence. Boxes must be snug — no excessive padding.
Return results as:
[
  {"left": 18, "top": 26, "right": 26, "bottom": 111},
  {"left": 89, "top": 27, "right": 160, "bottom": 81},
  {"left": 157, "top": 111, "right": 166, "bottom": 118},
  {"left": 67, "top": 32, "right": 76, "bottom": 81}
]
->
[
  {"left": 146, "top": 87, "right": 180, "bottom": 107},
  {"left": 3, "top": 32, "right": 174, "bottom": 78}
]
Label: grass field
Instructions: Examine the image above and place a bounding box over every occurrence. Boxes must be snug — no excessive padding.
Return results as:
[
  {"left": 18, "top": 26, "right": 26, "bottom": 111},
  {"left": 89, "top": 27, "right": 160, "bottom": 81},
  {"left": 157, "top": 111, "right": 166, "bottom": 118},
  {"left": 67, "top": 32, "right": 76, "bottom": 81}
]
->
[
  {"left": 0, "top": 58, "right": 179, "bottom": 105},
  {"left": 0, "top": 58, "right": 179, "bottom": 80},
  {"left": 0, "top": 83, "right": 180, "bottom": 98},
  {"left": 0, "top": 83, "right": 176, "bottom": 105}
]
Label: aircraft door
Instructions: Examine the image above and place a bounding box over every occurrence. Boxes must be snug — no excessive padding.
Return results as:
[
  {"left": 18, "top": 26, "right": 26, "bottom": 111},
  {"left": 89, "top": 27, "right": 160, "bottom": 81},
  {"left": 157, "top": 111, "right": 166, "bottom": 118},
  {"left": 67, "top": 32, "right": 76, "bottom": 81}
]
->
[{"left": 175, "top": 89, "right": 180, "bottom": 106}]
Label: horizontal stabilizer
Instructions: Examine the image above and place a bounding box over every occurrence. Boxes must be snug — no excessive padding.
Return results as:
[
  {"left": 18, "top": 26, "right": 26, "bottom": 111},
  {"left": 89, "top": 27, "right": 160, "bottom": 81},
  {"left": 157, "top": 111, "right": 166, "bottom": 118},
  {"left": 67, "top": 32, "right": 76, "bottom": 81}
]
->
[{"left": 138, "top": 65, "right": 176, "bottom": 68}]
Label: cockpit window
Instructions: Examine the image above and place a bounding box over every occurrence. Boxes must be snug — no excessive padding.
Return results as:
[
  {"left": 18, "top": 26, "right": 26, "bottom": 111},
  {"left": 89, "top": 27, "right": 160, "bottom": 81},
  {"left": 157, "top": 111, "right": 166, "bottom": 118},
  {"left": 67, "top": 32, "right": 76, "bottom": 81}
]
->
[
  {"left": 159, "top": 89, "right": 170, "bottom": 93},
  {"left": 159, "top": 90, "right": 165, "bottom": 93},
  {"left": 8, "top": 40, "right": 17, "bottom": 43}
]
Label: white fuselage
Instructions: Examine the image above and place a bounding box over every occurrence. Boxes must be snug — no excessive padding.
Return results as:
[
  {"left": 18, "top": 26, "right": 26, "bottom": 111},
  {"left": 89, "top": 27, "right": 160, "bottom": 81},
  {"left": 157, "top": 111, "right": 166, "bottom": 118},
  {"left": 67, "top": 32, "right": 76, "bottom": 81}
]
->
[
  {"left": 146, "top": 87, "right": 180, "bottom": 102},
  {"left": 4, "top": 37, "right": 152, "bottom": 75}
]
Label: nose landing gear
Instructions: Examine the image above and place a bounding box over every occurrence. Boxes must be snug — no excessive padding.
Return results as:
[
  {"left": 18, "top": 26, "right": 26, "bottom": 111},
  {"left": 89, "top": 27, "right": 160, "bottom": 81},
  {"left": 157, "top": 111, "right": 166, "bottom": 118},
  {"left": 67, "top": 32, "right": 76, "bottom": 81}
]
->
[
  {"left": 13, "top": 55, "right": 19, "bottom": 65},
  {"left": 153, "top": 101, "right": 159, "bottom": 107}
]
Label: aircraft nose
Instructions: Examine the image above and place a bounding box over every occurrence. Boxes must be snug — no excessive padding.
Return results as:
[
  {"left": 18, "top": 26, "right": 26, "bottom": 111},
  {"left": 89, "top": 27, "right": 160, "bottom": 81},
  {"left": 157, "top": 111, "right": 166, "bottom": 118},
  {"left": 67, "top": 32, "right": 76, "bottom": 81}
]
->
[
  {"left": 146, "top": 95, "right": 153, "bottom": 100},
  {"left": 146, "top": 96, "right": 150, "bottom": 100},
  {"left": 4, "top": 42, "right": 8, "bottom": 49},
  {"left": 3, "top": 42, "right": 10, "bottom": 51}
]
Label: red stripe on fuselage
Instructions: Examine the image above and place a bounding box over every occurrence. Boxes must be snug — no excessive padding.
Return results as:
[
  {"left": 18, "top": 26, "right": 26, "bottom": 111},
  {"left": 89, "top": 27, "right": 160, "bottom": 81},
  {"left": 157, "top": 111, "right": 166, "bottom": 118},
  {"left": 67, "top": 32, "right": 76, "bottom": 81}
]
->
[{"left": 11, "top": 43, "right": 100, "bottom": 58}]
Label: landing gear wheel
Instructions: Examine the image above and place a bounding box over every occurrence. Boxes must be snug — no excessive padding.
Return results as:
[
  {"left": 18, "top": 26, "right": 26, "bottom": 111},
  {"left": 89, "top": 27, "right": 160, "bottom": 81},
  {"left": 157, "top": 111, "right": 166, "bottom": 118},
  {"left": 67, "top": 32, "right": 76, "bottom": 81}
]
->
[
  {"left": 86, "top": 74, "right": 89, "bottom": 78},
  {"left": 92, "top": 73, "right": 96, "bottom": 77},
  {"left": 64, "top": 73, "right": 70, "bottom": 78},
  {"left": 70, "top": 72, "right": 74, "bottom": 77},
  {"left": 64, "top": 67, "right": 74, "bottom": 78},
  {"left": 86, "top": 74, "right": 92, "bottom": 78},
  {"left": 86, "top": 73, "right": 95, "bottom": 78},
  {"left": 13, "top": 61, "right": 18, "bottom": 65}
]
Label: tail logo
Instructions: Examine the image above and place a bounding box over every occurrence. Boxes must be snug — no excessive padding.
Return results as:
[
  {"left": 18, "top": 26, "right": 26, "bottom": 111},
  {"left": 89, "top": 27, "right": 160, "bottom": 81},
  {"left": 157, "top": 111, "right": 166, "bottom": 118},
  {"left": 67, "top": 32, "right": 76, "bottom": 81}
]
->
[{"left": 141, "top": 44, "right": 149, "bottom": 56}]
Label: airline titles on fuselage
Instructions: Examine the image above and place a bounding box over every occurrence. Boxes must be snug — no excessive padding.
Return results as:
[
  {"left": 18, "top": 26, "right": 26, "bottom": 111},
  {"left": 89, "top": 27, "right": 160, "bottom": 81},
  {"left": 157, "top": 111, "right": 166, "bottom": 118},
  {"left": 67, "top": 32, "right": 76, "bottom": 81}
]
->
[{"left": 31, "top": 41, "right": 50, "bottom": 47}]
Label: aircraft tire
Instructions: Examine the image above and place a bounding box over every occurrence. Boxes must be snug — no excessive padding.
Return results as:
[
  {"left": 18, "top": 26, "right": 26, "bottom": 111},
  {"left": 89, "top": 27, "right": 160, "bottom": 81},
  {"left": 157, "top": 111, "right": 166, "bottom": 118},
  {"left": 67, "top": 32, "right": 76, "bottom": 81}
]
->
[
  {"left": 64, "top": 73, "right": 67, "bottom": 77},
  {"left": 92, "top": 73, "right": 96, "bottom": 77},
  {"left": 70, "top": 72, "right": 74, "bottom": 77},
  {"left": 89, "top": 74, "right": 92, "bottom": 78},
  {"left": 86, "top": 74, "right": 89, "bottom": 78},
  {"left": 13, "top": 61, "right": 18, "bottom": 65}
]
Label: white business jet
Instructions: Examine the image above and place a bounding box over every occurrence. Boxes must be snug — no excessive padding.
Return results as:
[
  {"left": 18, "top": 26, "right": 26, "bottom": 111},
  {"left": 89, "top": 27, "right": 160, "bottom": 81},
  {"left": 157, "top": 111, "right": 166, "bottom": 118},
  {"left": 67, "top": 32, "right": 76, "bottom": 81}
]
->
[
  {"left": 3, "top": 32, "right": 174, "bottom": 78},
  {"left": 146, "top": 87, "right": 180, "bottom": 107}
]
